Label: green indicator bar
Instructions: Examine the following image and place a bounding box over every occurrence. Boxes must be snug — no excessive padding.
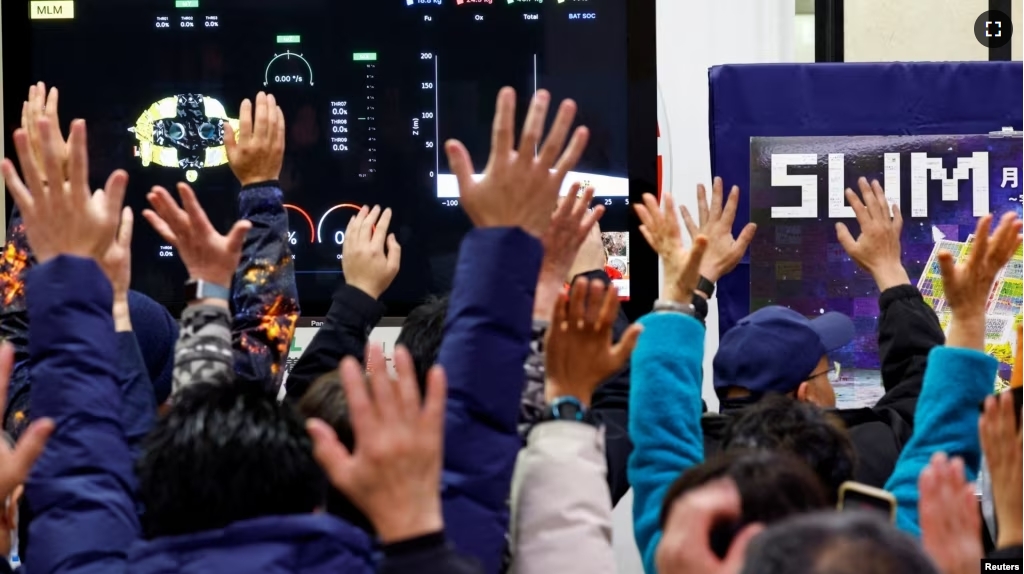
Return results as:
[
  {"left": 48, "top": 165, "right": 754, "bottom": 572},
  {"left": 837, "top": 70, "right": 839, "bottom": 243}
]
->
[
  {"left": 352, "top": 52, "right": 378, "bottom": 61},
  {"left": 276, "top": 35, "right": 301, "bottom": 44},
  {"left": 175, "top": 0, "right": 199, "bottom": 8}
]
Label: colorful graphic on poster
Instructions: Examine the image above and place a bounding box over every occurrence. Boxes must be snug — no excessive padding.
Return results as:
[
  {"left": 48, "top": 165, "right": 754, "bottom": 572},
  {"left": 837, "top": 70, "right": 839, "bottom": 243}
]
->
[{"left": 749, "top": 134, "right": 1022, "bottom": 405}]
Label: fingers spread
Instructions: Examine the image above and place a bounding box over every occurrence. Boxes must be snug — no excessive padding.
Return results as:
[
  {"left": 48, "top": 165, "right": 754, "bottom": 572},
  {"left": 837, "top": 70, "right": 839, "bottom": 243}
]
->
[
  {"left": 238, "top": 98, "right": 253, "bottom": 141},
  {"left": 490, "top": 87, "right": 516, "bottom": 156},
  {"left": 518, "top": 90, "right": 551, "bottom": 156},
  {"left": 118, "top": 207, "right": 135, "bottom": 247},
  {"left": 373, "top": 208, "right": 393, "bottom": 251},
  {"left": 538, "top": 98, "right": 578, "bottom": 167},
  {"left": 553, "top": 126, "right": 589, "bottom": 177},
  {"left": 177, "top": 183, "right": 214, "bottom": 232},
  {"left": 445, "top": 140, "right": 476, "bottom": 194}
]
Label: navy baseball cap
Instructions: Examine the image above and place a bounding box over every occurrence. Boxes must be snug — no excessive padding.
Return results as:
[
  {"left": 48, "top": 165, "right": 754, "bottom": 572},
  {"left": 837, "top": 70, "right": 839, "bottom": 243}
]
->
[{"left": 713, "top": 306, "right": 855, "bottom": 397}]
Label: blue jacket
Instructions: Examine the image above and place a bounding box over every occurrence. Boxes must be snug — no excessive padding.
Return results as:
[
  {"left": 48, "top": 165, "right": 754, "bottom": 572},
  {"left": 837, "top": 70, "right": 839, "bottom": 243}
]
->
[
  {"left": 24, "top": 256, "right": 140, "bottom": 573},
  {"left": 885, "top": 346, "right": 997, "bottom": 535},
  {"left": 22, "top": 256, "right": 375, "bottom": 574},
  {"left": 438, "top": 228, "right": 542, "bottom": 574},
  {"left": 628, "top": 312, "right": 707, "bottom": 574},
  {"left": 126, "top": 514, "right": 375, "bottom": 573}
]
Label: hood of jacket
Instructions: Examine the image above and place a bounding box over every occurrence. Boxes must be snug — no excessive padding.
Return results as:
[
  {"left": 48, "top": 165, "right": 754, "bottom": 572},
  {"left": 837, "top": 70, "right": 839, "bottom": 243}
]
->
[{"left": 127, "top": 513, "right": 376, "bottom": 574}]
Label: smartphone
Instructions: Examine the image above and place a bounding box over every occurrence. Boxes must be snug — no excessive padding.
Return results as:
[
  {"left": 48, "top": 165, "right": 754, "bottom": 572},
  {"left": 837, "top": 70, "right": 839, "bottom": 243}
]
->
[{"left": 838, "top": 481, "right": 896, "bottom": 523}]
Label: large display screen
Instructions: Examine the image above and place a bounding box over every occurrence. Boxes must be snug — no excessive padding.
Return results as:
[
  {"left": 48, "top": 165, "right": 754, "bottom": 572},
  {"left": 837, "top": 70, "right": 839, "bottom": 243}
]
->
[{"left": 9, "top": 0, "right": 652, "bottom": 316}]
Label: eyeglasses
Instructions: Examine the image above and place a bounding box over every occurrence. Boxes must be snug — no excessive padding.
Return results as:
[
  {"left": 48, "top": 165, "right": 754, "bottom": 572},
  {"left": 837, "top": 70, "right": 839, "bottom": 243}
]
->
[{"left": 806, "top": 361, "right": 842, "bottom": 384}]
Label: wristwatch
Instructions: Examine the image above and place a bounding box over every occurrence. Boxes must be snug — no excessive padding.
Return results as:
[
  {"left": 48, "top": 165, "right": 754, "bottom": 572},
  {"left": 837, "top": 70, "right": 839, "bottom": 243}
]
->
[
  {"left": 544, "top": 396, "right": 587, "bottom": 423},
  {"left": 653, "top": 299, "right": 697, "bottom": 316},
  {"left": 697, "top": 276, "right": 716, "bottom": 298},
  {"left": 184, "top": 279, "right": 231, "bottom": 303}
]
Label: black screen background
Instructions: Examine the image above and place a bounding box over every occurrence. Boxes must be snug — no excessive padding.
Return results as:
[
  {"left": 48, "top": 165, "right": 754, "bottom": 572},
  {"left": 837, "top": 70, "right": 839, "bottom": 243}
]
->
[{"left": 8, "top": 0, "right": 642, "bottom": 317}]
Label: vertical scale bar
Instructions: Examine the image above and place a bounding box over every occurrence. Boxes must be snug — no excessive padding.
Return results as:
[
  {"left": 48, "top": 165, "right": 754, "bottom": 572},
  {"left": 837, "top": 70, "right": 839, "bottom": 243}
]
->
[{"left": 435, "top": 55, "right": 440, "bottom": 179}]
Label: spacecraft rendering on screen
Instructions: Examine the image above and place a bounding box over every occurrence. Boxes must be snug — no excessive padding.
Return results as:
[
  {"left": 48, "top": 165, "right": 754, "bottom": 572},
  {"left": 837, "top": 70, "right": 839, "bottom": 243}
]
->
[{"left": 128, "top": 94, "right": 239, "bottom": 182}]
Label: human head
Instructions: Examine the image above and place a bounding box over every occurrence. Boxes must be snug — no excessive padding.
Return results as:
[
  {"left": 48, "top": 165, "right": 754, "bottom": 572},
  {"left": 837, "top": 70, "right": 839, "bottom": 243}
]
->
[
  {"left": 296, "top": 371, "right": 375, "bottom": 535},
  {"left": 659, "top": 450, "right": 830, "bottom": 559},
  {"left": 713, "top": 306, "right": 854, "bottom": 409},
  {"left": 396, "top": 295, "right": 448, "bottom": 391},
  {"left": 740, "top": 511, "right": 940, "bottom": 574},
  {"left": 136, "top": 382, "right": 326, "bottom": 538},
  {"left": 721, "top": 394, "right": 856, "bottom": 503}
]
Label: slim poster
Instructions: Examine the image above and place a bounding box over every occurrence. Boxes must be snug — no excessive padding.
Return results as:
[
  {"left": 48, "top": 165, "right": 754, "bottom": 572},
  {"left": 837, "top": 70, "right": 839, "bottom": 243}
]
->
[{"left": 749, "top": 134, "right": 1022, "bottom": 406}]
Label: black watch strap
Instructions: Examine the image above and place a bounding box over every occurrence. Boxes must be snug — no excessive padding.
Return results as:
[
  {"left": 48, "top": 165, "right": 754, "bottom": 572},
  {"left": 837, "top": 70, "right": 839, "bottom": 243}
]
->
[{"left": 697, "top": 276, "right": 715, "bottom": 298}]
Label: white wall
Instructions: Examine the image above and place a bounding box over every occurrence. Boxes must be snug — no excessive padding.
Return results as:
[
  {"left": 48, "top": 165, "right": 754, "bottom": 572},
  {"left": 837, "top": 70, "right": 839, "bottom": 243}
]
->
[
  {"left": 845, "top": 0, "right": 990, "bottom": 62},
  {"left": 656, "top": 0, "right": 795, "bottom": 414}
]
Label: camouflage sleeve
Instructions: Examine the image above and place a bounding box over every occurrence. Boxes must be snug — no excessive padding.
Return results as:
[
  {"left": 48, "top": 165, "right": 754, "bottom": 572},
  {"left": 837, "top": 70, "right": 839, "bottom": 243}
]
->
[
  {"left": 519, "top": 320, "right": 549, "bottom": 440},
  {"left": 231, "top": 181, "right": 300, "bottom": 392},
  {"left": 173, "top": 304, "right": 234, "bottom": 395}
]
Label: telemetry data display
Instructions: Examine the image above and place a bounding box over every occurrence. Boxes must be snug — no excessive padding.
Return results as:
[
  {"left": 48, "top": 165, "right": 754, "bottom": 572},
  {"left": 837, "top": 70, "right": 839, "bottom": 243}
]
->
[{"left": 27, "top": 0, "right": 630, "bottom": 312}]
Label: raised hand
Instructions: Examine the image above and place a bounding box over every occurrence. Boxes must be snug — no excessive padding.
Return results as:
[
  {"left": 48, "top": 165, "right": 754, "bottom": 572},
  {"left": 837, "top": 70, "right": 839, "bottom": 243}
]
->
[
  {"left": 307, "top": 344, "right": 447, "bottom": 543},
  {"left": 0, "top": 343, "right": 53, "bottom": 500},
  {"left": 835, "top": 178, "right": 910, "bottom": 291},
  {"left": 918, "top": 453, "right": 982, "bottom": 574},
  {"left": 544, "top": 278, "right": 642, "bottom": 405},
  {"left": 680, "top": 178, "right": 756, "bottom": 284},
  {"left": 98, "top": 208, "right": 135, "bottom": 301},
  {"left": 979, "top": 391, "right": 1023, "bottom": 549},
  {"left": 542, "top": 185, "right": 604, "bottom": 279},
  {"left": 634, "top": 193, "right": 708, "bottom": 304},
  {"left": 2, "top": 118, "right": 126, "bottom": 264},
  {"left": 567, "top": 218, "right": 608, "bottom": 282},
  {"left": 342, "top": 205, "right": 401, "bottom": 300},
  {"left": 21, "top": 82, "right": 67, "bottom": 183},
  {"left": 142, "top": 183, "right": 251, "bottom": 288},
  {"left": 534, "top": 184, "right": 604, "bottom": 320},
  {"left": 939, "top": 212, "right": 1022, "bottom": 316},
  {"left": 445, "top": 88, "right": 589, "bottom": 238},
  {"left": 224, "top": 92, "right": 286, "bottom": 187},
  {"left": 655, "top": 479, "right": 763, "bottom": 574}
]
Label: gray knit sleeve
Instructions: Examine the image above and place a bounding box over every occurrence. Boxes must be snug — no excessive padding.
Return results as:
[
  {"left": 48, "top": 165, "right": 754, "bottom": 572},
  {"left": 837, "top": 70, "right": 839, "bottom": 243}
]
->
[{"left": 173, "top": 304, "right": 234, "bottom": 395}]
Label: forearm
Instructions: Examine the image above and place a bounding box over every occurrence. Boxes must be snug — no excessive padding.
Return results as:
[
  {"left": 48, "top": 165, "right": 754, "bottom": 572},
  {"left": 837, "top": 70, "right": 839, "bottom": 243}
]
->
[
  {"left": 113, "top": 297, "right": 132, "bottom": 332},
  {"left": 885, "top": 346, "right": 998, "bottom": 536},
  {"left": 115, "top": 331, "right": 157, "bottom": 457},
  {"left": 25, "top": 256, "right": 139, "bottom": 570},
  {"left": 871, "top": 262, "right": 912, "bottom": 293},
  {"left": 286, "top": 281, "right": 384, "bottom": 400},
  {"left": 173, "top": 303, "right": 234, "bottom": 396},
  {"left": 875, "top": 285, "right": 944, "bottom": 404},
  {"left": 231, "top": 181, "right": 300, "bottom": 390},
  {"left": 518, "top": 321, "right": 548, "bottom": 439},
  {"left": 0, "top": 209, "right": 35, "bottom": 367},
  {"left": 509, "top": 422, "right": 614, "bottom": 574},
  {"left": 439, "top": 228, "right": 541, "bottom": 574},
  {"left": 628, "top": 312, "right": 706, "bottom": 572}
]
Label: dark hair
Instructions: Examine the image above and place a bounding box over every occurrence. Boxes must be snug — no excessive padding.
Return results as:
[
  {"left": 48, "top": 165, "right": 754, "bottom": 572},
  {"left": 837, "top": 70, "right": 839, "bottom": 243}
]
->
[
  {"left": 296, "top": 372, "right": 375, "bottom": 535},
  {"left": 660, "top": 450, "right": 830, "bottom": 559},
  {"left": 396, "top": 295, "right": 449, "bottom": 390},
  {"left": 740, "top": 511, "right": 940, "bottom": 574},
  {"left": 136, "top": 382, "right": 326, "bottom": 539},
  {"left": 721, "top": 394, "right": 856, "bottom": 503}
]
